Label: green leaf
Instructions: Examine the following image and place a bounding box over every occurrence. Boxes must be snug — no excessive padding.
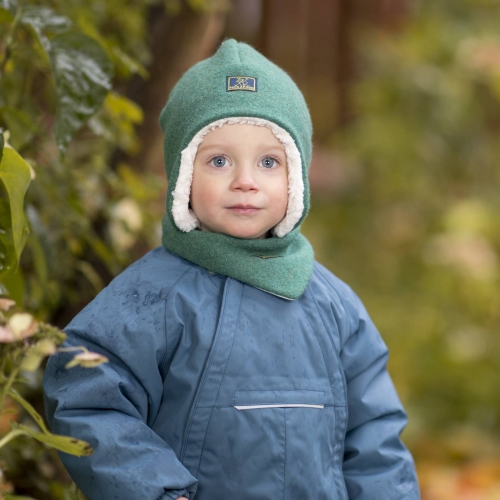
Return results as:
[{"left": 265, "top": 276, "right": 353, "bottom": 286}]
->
[
  {"left": 0, "top": 148, "right": 31, "bottom": 261},
  {"left": 0, "top": 146, "right": 31, "bottom": 278},
  {"left": 12, "top": 423, "right": 93, "bottom": 456},
  {"left": 110, "top": 46, "right": 149, "bottom": 79},
  {"left": 0, "top": 9, "right": 12, "bottom": 23},
  {"left": 0, "top": 0, "right": 17, "bottom": 22},
  {"left": 0, "top": 198, "right": 16, "bottom": 281},
  {"left": 49, "top": 32, "right": 113, "bottom": 154},
  {"left": 20, "top": 6, "right": 71, "bottom": 34},
  {"left": 0, "top": 130, "right": 3, "bottom": 163},
  {"left": 8, "top": 388, "right": 48, "bottom": 432},
  {"left": 0, "top": 0, "right": 17, "bottom": 13},
  {"left": 1, "top": 107, "right": 38, "bottom": 150},
  {"left": 88, "top": 91, "right": 143, "bottom": 154},
  {"left": 20, "top": 6, "right": 71, "bottom": 51},
  {"left": 0, "top": 11, "right": 12, "bottom": 23},
  {"left": 0, "top": 265, "right": 25, "bottom": 304}
]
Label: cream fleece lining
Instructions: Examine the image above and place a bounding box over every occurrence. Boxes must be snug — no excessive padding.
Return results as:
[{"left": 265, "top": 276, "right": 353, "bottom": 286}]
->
[{"left": 171, "top": 117, "right": 304, "bottom": 238}]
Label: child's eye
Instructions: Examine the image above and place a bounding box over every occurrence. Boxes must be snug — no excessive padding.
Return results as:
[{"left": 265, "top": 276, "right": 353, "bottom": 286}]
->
[
  {"left": 259, "top": 157, "right": 277, "bottom": 168},
  {"left": 210, "top": 156, "right": 227, "bottom": 168}
]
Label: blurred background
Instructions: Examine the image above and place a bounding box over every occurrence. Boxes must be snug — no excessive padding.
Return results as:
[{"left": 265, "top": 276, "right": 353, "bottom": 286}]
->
[{"left": 1, "top": 0, "right": 500, "bottom": 498}]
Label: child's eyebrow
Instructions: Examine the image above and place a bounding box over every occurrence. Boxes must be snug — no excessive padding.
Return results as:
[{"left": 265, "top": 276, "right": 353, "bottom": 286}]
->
[
  {"left": 197, "top": 144, "right": 226, "bottom": 152},
  {"left": 263, "top": 145, "right": 286, "bottom": 153}
]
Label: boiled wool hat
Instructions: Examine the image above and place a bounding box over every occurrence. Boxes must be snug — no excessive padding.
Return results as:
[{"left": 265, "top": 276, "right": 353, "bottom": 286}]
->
[{"left": 159, "top": 39, "right": 314, "bottom": 299}]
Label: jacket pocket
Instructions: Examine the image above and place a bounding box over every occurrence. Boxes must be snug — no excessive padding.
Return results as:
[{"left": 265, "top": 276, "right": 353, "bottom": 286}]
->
[
  {"left": 233, "top": 389, "right": 325, "bottom": 410},
  {"left": 194, "top": 389, "right": 338, "bottom": 500},
  {"left": 234, "top": 389, "right": 338, "bottom": 500}
]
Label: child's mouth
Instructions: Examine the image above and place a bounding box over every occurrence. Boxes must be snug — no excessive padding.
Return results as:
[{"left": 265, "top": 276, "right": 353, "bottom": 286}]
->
[{"left": 226, "top": 205, "right": 261, "bottom": 215}]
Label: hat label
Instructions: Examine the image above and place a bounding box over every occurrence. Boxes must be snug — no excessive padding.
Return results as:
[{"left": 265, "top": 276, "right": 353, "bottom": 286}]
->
[{"left": 226, "top": 76, "right": 258, "bottom": 92}]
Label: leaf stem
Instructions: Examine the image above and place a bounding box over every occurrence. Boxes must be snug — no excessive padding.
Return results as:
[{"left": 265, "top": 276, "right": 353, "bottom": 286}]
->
[
  {"left": 0, "top": 356, "right": 21, "bottom": 414},
  {"left": 57, "top": 346, "right": 89, "bottom": 354},
  {"left": 8, "top": 388, "right": 49, "bottom": 433},
  {"left": 0, "top": 428, "right": 25, "bottom": 450}
]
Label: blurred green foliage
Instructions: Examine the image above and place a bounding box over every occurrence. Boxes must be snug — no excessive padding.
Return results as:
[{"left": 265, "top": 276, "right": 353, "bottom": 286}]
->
[
  {"left": 304, "top": 0, "right": 500, "bottom": 464},
  {"left": 0, "top": 0, "right": 163, "bottom": 319},
  {"left": 0, "top": 0, "right": 167, "bottom": 496}
]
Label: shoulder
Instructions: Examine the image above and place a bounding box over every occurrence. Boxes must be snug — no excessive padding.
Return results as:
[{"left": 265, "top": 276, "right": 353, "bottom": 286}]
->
[
  {"left": 63, "top": 248, "right": 215, "bottom": 349},
  {"left": 99, "top": 246, "right": 226, "bottom": 315},
  {"left": 107, "top": 247, "right": 194, "bottom": 295},
  {"left": 307, "top": 261, "right": 366, "bottom": 344},
  {"left": 311, "top": 261, "right": 355, "bottom": 299},
  {"left": 68, "top": 248, "right": 208, "bottom": 328}
]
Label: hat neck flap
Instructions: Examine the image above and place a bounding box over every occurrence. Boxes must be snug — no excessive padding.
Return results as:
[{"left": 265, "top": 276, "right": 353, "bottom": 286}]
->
[{"left": 162, "top": 214, "right": 314, "bottom": 300}]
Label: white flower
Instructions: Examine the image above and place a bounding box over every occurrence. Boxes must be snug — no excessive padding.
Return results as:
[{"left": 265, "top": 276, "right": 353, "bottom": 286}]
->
[
  {"left": 109, "top": 198, "right": 143, "bottom": 251},
  {"left": 65, "top": 351, "right": 109, "bottom": 369},
  {"left": 0, "top": 313, "right": 38, "bottom": 342}
]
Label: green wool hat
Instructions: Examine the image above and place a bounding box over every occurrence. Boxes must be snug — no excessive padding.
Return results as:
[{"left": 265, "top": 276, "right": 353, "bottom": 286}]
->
[{"left": 159, "top": 39, "right": 314, "bottom": 299}]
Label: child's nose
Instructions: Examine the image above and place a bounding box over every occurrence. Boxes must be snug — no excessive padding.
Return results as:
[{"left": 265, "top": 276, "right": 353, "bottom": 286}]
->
[{"left": 230, "top": 164, "right": 259, "bottom": 192}]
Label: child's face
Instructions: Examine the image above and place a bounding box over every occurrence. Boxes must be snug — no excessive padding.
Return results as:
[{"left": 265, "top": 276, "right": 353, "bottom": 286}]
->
[{"left": 190, "top": 123, "right": 288, "bottom": 239}]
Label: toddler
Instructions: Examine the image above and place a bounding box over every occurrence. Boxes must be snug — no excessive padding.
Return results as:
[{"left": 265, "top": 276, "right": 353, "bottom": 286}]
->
[{"left": 44, "top": 39, "right": 420, "bottom": 499}]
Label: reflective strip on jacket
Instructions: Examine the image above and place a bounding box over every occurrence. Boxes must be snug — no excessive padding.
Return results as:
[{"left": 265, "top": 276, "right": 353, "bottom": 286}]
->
[{"left": 43, "top": 247, "right": 420, "bottom": 500}]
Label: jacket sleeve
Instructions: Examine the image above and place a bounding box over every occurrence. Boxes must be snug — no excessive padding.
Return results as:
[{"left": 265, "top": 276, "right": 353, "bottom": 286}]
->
[
  {"left": 43, "top": 279, "right": 198, "bottom": 500},
  {"left": 339, "top": 289, "right": 420, "bottom": 499}
]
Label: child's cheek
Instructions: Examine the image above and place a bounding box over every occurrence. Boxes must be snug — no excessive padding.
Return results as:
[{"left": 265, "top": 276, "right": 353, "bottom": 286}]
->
[{"left": 191, "top": 178, "right": 221, "bottom": 222}]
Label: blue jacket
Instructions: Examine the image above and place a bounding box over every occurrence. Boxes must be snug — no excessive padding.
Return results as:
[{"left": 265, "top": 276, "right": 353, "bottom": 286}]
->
[{"left": 43, "top": 247, "right": 420, "bottom": 499}]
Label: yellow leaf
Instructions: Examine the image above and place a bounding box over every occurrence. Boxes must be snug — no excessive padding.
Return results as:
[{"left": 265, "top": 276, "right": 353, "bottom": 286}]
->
[
  {"left": 105, "top": 92, "right": 143, "bottom": 124},
  {"left": 13, "top": 423, "right": 93, "bottom": 456}
]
